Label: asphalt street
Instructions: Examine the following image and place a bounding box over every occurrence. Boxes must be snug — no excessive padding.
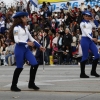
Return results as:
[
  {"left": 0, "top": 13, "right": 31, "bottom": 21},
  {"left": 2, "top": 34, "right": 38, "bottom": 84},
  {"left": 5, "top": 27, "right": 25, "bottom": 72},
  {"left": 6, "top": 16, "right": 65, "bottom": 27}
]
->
[{"left": 0, "top": 64, "right": 100, "bottom": 100}]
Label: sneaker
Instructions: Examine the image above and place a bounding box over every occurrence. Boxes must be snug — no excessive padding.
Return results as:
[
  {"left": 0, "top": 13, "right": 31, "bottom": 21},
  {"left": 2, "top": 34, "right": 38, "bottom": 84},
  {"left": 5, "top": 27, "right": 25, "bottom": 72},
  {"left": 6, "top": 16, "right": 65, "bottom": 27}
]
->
[
  {"left": 45, "top": 62, "right": 49, "bottom": 65},
  {"left": 4, "top": 62, "right": 8, "bottom": 66}
]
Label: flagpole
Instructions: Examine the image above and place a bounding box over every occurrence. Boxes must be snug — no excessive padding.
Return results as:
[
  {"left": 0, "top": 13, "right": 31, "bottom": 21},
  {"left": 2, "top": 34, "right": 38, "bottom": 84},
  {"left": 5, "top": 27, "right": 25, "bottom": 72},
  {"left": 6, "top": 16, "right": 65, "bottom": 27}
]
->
[{"left": 43, "top": 32, "right": 45, "bottom": 70}]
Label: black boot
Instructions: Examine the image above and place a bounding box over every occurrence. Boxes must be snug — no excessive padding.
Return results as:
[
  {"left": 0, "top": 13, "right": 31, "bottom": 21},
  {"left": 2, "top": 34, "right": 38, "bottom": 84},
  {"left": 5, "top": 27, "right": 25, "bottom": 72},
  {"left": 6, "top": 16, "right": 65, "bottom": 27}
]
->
[
  {"left": 11, "top": 68, "right": 23, "bottom": 92},
  {"left": 91, "top": 59, "right": 100, "bottom": 77},
  {"left": 28, "top": 64, "right": 39, "bottom": 90},
  {"left": 80, "top": 60, "right": 89, "bottom": 78}
]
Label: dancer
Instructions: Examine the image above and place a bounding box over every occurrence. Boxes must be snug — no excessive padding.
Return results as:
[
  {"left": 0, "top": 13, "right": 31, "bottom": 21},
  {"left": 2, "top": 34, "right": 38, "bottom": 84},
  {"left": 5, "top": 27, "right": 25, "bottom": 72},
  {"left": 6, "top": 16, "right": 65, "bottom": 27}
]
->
[
  {"left": 9, "top": 11, "right": 45, "bottom": 92},
  {"left": 80, "top": 10, "right": 100, "bottom": 78}
]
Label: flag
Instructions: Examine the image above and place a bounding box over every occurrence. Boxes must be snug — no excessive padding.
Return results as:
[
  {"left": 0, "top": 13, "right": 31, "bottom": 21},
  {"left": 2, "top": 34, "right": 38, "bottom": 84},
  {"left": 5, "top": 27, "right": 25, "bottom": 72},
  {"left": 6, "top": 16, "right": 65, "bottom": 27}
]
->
[{"left": 29, "top": 0, "right": 38, "bottom": 7}]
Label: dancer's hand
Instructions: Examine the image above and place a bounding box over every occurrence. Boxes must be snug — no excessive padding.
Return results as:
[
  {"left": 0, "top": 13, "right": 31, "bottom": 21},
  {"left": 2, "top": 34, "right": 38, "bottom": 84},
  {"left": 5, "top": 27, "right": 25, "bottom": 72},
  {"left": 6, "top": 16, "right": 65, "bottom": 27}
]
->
[
  {"left": 40, "top": 46, "right": 46, "bottom": 52},
  {"left": 92, "top": 38, "right": 97, "bottom": 42}
]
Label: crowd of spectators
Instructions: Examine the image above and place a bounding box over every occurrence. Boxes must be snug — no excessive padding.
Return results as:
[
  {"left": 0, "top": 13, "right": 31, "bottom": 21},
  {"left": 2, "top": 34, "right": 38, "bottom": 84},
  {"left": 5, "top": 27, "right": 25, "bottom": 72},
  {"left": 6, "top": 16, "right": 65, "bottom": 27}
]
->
[{"left": 1, "top": 1, "right": 100, "bottom": 66}]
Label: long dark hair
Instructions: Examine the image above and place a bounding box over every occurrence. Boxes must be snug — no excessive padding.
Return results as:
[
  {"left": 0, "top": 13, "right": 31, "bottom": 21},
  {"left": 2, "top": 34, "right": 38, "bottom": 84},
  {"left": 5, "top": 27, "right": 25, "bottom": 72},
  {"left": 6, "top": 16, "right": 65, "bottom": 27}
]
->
[{"left": 9, "top": 17, "right": 25, "bottom": 42}]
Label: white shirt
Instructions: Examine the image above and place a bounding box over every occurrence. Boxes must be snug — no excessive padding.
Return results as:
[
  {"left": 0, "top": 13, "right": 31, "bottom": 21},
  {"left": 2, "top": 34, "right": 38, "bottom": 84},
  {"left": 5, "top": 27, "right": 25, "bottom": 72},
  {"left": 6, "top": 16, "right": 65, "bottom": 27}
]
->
[
  {"left": 71, "top": 36, "right": 77, "bottom": 46},
  {"left": 6, "top": 22, "right": 12, "bottom": 29},
  {"left": 94, "top": 7, "right": 99, "bottom": 12},
  {"left": 7, "top": 44, "right": 15, "bottom": 54},
  {"left": 80, "top": 20, "right": 93, "bottom": 40},
  {"left": 13, "top": 25, "right": 37, "bottom": 43},
  {"left": 0, "top": 20, "right": 5, "bottom": 27},
  {"left": 58, "top": 18, "right": 64, "bottom": 25},
  {"left": 67, "top": 5, "right": 72, "bottom": 12},
  {"left": 80, "top": 5, "right": 87, "bottom": 11},
  {"left": 52, "top": 36, "right": 59, "bottom": 45}
]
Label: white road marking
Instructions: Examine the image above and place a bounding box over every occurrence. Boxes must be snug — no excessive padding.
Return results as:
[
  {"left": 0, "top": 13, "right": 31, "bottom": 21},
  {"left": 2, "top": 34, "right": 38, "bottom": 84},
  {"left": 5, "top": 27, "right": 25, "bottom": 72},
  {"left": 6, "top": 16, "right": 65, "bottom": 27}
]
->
[
  {"left": 0, "top": 75, "right": 79, "bottom": 78},
  {"left": 0, "top": 68, "right": 80, "bottom": 70},
  {"left": 4, "top": 81, "right": 54, "bottom": 87},
  {"left": 4, "top": 78, "right": 100, "bottom": 88},
  {"left": 39, "top": 78, "right": 100, "bottom": 83},
  {"left": 0, "top": 65, "right": 100, "bottom": 70}
]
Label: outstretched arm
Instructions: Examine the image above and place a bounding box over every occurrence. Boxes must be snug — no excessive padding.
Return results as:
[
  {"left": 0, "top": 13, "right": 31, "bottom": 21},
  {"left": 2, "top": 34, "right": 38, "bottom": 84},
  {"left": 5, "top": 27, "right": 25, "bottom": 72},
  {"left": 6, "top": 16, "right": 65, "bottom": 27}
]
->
[{"left": 27, "top": 30, "right": 45, "bottom": 51}]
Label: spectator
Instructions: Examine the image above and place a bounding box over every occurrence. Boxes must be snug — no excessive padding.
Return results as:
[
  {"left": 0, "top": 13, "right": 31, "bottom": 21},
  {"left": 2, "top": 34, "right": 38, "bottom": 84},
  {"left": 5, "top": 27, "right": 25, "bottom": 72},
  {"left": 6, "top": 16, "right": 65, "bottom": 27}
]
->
[
  {"left": 62, "top": 28, "right": 72, "bottom": 59},
  {"left": 40, "top": 29, "right": 50, "bottom": 64},
  {"left": 33, "top": 22, "right": 41, "bottom": 32},
  {"left": 57, "top": 33, "right": 63, "bottom": 50},
  {"left": 65, "top": 2, "right": 72, "bottom": 12},
  {"left": 71, "top": 32, "right": 77, "bottom": 53},
  {"left": 62, "top": 46, "right": 70, "bottom": 64},
  {"left": 47, "top": 2, "right": 52, "bottom": 16},
  {"left": 80, "top": 2, "right": 87, "bottom": 12},
  {"left": 5, "top": 41, "right": 15, "bottom": 65},
  {"left": 6, "top": 19, "right": 12, "bottom": 30},
  {"left": 0, "top": 15, "right": 5, "bottom": 34},
  {"left": 52, "top": 31, "right": 59, "bottom": 45},
  {"left": 51, "top": 19, "right": 57, "bottom": 34},
  {"left": 94, "top": 5, "right": 99, "bottom": 12},
  {"left": 0, "top": 43, "right": 8, "bottom": 65},
  {"left": 97, "top": 7, "right": 100, "bottom": 18}
]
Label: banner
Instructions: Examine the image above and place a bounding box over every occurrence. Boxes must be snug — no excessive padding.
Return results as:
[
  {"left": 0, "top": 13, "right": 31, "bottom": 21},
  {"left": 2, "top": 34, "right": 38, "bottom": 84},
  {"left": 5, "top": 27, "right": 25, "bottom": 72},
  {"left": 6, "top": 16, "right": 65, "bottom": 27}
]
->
[
  {"left": 38, "top": 0, "right": 84, "bottom": 10},
  {"left": 38, "top": 0, "right": 70, "bottom": 4},
  {"left": 38, "top": 0, "right": 100, "bottom": 11}
]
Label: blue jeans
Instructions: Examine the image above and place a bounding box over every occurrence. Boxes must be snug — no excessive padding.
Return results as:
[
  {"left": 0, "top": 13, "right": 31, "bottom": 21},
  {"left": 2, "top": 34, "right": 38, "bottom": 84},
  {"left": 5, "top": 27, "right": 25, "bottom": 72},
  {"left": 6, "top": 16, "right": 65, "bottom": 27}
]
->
[
  {"left": 5, "top": 54, "right": 12, "bottom": 64},
  {"left": 44, "top": 48, "right": 50, "bottom": 63}
]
